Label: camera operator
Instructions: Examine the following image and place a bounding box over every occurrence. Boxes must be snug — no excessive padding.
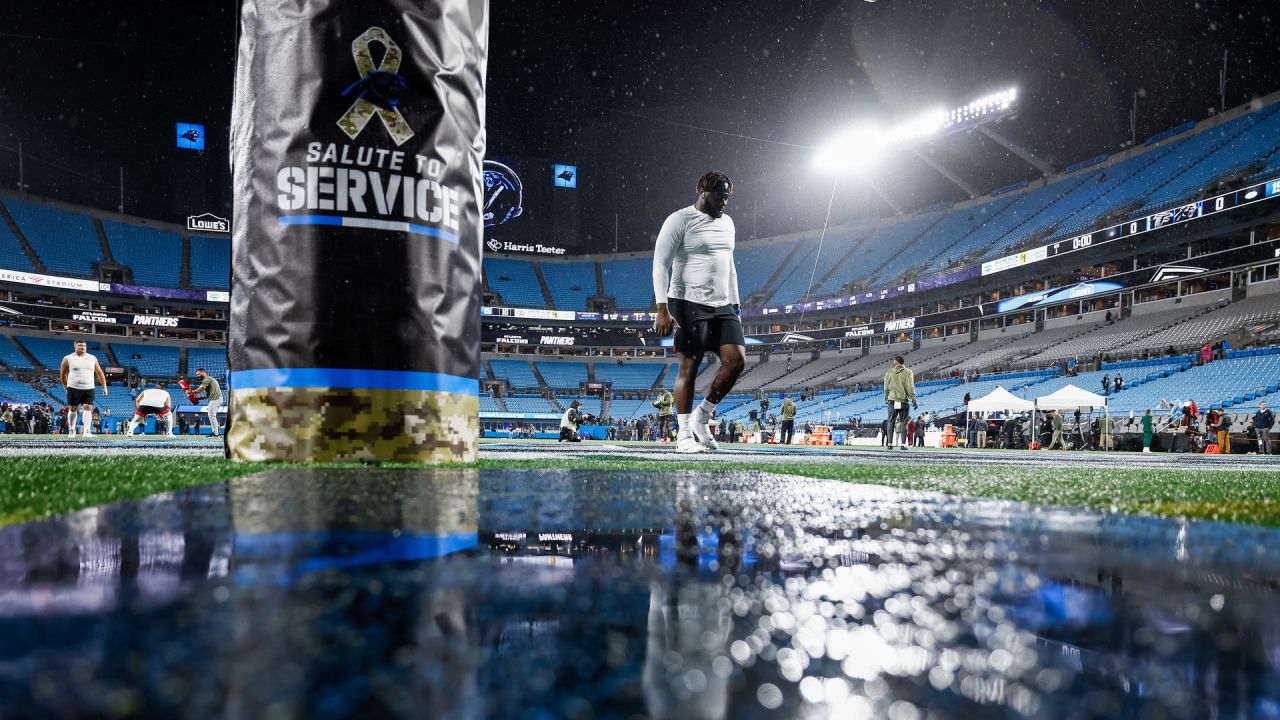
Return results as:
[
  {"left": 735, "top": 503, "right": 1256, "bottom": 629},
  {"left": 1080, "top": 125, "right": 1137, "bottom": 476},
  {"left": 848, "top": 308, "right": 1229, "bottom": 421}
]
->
[{"left": 559, "top": 399, "right": 589, "bottom": 443}]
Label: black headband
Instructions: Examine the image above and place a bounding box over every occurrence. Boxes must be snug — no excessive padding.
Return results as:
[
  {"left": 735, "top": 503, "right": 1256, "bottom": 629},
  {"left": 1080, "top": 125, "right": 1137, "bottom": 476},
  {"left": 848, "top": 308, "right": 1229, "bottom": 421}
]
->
[{"left": 704, "top": 179, "right": 731, "bottom": 193}]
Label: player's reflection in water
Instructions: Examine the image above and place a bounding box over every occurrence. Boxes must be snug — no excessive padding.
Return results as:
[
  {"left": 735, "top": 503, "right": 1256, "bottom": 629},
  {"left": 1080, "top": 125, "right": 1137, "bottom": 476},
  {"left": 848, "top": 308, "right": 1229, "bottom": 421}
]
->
[{"left": 643, "top": 481, "right": 740, "bottom": 720}]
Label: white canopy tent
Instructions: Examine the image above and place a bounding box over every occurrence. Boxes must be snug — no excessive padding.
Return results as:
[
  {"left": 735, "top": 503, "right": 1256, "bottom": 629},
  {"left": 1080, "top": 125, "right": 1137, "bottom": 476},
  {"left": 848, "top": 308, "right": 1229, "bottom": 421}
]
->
[
  {"left": 1034, "top": 384, "right": 1108, "bottom": 411},
  {"left": 967, "top": 386, "right": 1035, "bottom": 413},
  {"left": 1032, "top": 384, "right": 1110, "bottom": 449},
  {"left": 964, "top": 386, "right": 1036, "bottom": 448}
]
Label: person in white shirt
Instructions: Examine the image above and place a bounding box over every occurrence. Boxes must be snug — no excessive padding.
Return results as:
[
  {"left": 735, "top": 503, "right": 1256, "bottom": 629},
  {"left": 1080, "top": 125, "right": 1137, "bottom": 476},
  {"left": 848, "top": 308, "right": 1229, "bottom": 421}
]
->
[
  {"left": 59, "top": 340, "right": 108, "bottom": 437},
  {"left": 126, "top": 385, "right": 174, "bottom": 436},
  {"left": 652, "top": 172, "right": 745, "bottom": 454}
]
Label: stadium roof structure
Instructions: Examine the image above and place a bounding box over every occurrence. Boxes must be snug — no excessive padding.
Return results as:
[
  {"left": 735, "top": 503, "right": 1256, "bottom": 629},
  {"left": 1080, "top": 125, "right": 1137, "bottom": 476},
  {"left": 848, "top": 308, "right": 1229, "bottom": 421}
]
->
[
  {"left": 1035, "top": 384, "right": 1108, "bottom": 411},
  {"left": 968, "top": 386, "right": 1035, "bottom": 413}
]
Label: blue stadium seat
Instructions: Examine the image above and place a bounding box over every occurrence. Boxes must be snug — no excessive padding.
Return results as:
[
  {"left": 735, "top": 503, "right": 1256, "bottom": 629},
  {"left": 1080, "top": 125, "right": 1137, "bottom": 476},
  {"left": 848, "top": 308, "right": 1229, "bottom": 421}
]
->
[
  {"left": 187, "top": 348, "right": 227, "bottom": 381},
  {"left": 600, "top": 257, "right": 655, "bottom": 310},
  {"left": 593, "top": 362, "right": 662, "bottom": 389},
  {"left": 0, "top": 213, "right": 35, "bottom": 273},
  {"left": 103, "top": 220, "right": 183, "bottom": 288},
  {"left": 539, "top": 261, "right": 597, "bottom": 310},
  {"left": 2, "top": 197, "right": 102, "bottom": 277},
  {"left": 503, "top": 394, "right": 555, "bottom": 414},
  {"left": 489, "top": 359, "right": 540, "bottom": 389},
  {"left": 535, "top": 361, "right": 587, "bottom": 389},
  {"left": 0, "top": 336, "right": 33, "bottom": 370},
  {"left": 15, "top": 336, "right": 109, "bottom": 371},
  {"left": 189, "top": 236, "right": 231, "bottom": 289},
  {"left": 735, "top": 239, "right": 798, "bottom": 299},
  {"left": 484, "top": 258, "right": 546, "bottom": 308},
  {"left": 0, "top": 376, "right": 56, "bottom": 405},
  {"left": 111, "top": 343, "right": 180, "bottom": 377}
]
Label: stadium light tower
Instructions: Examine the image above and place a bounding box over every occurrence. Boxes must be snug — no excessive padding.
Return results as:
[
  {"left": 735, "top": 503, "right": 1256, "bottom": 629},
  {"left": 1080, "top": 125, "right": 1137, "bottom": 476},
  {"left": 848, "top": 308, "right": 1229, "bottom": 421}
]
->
[{"left": 813, "top": 86, "right": 1017, "bottom": 174}]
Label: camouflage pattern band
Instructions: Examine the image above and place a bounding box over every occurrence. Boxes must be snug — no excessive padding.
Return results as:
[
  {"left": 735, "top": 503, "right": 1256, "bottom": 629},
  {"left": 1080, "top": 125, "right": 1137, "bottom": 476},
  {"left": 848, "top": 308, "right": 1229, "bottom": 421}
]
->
[{"left": 228, "top": 387, "right": 478, "bottom": 463}]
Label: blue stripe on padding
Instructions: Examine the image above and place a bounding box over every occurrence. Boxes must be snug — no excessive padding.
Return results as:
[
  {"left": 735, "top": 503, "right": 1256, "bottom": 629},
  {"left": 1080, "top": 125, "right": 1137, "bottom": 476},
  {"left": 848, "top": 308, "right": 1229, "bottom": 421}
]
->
[
  {"left": 278, "top": 215, "right": 461, "bottom": 243},
  {"left": 280, "top": 214, "right": 342, "bottom": 227},
  {"left": 230, "top": 368, "right": 478, "bottom": 396}
]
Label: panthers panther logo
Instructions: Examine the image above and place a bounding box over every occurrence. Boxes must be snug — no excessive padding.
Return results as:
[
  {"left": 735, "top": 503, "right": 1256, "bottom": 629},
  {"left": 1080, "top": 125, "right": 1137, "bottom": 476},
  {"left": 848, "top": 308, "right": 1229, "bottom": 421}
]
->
[{"left": 483, "top": 161, "right": 524, "bottom": 227}]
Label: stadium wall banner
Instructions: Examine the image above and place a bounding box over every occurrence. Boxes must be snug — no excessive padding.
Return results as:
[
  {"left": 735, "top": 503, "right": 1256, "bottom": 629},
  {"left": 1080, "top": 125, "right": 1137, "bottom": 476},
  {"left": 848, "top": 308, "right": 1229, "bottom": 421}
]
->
[
  {"left": 0, "top": 268, "right": 233, "bottom": 304},
  {"left": 481, "top": 306, "right": 579, "bottom": 321},
  {"left": 1, "top": 301, "right": 224, "bottom": 330},
  {"left": 0, "top": 269, "right": 100, "bottom": 293},
  {"left": 107, "top": 283, "right": 228, "bottom": 303},
  {"left": 229, "top": 0, "right": 487, "bottom": 463}
]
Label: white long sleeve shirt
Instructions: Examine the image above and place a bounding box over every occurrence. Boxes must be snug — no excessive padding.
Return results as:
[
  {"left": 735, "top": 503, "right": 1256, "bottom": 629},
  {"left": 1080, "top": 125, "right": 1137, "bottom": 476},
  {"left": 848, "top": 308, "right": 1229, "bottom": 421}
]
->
[{"left": 652, "top": 206, "right": 739, "bottom": 307}]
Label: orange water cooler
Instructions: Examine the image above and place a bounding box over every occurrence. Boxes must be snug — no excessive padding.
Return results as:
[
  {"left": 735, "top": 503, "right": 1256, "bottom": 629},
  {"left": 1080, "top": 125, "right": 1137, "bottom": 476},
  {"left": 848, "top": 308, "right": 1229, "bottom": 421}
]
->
[
  {"left": 805, "top": 425, "right": 834, "bottom": 446},
  {"left": 940, "top": 424, "right": 957, "bottom": 448}
]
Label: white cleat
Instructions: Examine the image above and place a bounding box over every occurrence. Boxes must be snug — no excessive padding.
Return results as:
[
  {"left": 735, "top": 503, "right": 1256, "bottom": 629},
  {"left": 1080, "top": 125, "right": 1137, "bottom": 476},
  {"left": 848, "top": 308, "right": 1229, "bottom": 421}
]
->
[
  {"left": 690, "top": 410, "right": 720, "bottom": 450},
  {"left": 676, "top": 431, "right": 706, "bottom": 454}
]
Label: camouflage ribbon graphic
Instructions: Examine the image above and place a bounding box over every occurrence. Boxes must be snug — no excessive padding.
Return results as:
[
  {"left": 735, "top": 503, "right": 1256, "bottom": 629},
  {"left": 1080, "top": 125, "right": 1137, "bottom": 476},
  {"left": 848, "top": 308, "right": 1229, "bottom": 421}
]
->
[{"left": 337, "top": 27, "right": 414, "bottom": 146}]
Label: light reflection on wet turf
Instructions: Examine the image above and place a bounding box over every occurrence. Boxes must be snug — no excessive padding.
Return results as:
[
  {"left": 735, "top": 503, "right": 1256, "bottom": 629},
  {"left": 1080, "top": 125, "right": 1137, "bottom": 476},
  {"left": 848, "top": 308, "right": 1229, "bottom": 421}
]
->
[{"left": 0, "top": 468, "right": 1278, "bottom": 719}]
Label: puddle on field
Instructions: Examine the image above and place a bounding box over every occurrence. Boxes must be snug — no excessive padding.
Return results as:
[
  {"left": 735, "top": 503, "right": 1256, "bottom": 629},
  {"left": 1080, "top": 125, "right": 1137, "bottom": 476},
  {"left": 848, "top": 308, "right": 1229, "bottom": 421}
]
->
[{"left": 0, "top": 468, "right": 1278, "bottom": 719}]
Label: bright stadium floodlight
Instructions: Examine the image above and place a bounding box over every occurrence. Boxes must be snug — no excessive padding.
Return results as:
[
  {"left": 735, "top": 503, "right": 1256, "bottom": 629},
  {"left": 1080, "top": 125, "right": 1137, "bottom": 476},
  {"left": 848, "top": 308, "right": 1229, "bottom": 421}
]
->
[
  {"left": 888, "top": 108, "right": 947, "bottom": 143},
  {"left": 942, "top": 87, "right": 1017, "bottom": 131},
  {"left": 813, "top": 125, "right": 886, "bottom": 174},
  {"left": 812, "top": 86, "right": 1018, "bottom": 174}
]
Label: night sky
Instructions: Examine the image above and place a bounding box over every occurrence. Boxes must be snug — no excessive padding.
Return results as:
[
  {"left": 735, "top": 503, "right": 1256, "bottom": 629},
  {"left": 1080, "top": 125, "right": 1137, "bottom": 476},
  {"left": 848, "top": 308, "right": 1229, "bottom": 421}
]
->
[{"left": 0, "top": 0, "right": 1276, "bottom": 252}]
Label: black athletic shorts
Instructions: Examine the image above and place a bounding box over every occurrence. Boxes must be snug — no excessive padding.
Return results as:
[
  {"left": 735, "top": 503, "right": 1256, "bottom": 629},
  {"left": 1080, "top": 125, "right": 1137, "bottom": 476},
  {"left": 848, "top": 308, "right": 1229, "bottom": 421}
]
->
[
  {"left": 136, "top": 405, "right": 168, "bottom": 417},
  {"left": 668, "top": 298, "right": 745, "bottom": 356},
  {"left": 66, "top": 387, "right": 95, "bottom": 407}
]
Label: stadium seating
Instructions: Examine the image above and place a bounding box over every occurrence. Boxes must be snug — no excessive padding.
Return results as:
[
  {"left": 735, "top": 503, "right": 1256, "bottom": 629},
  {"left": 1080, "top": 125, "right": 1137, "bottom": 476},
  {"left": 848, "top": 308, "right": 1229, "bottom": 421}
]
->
[
  {"left": 187, "top": 348, "right": 228, "bottom": 381},
  {"left": 111, "top": 343, "right": 180, "bottom": 377},
  {"left": 189, "top": 236, "right": 231, "bottom": 289},
  {"left": 1107, "top": 352, "right": 1280, "bottom": 416},
  {"left": 534, "top": 361, "right": 587, "bottom": 389},
  {"left": 796, "top": 222, "right": 875, "bottom": 297},
  {"left": 600, "top": 257, "right": 654, "bottom": 310},
  {"left": 928, "top": 181, "right": 1080, "bottom": 274},
  {"left": 14, "top": 335, "right": 107, "bottom": 370},
  {"left": 1136, "top": 294, "right": 1280, "bottom": 352},
  {"left": 503, "top": 393, "right": 556, "bottom": 414},
  {"left": 1132, "top": 107, "right": 1280, "bottom": 217},
  {"left": 592, "top": 362, "right": 663, "bottom": 389},
  {"left": 734, "top": 238, "right": 799, "bottom": 299},
  {"left": 1015, "top": 306, "right": 1208, "bottom": 365},
  {"left": 0, "top": 213, "right": 35, "bottom": 273},
  {"left": 557, "top": 395, "right": 602, "bottom": 416},
  {"left": 734, "top": 355, "right": 817, "bottom": 391},
  {"left": 479, "top": 395, "right": 504, "bottom": 413},
  {"left": 0, "top": 336, "right": 33, "bottom": 370},
  {"left": 538, "top": 262, "right": 597, "bottom": 311},
  {"left": 765, "top": 235, "right": 826, "bottom": 306},
  {"left": 1, "top": 197, "right": 102, "bottom": 277},
  {"left": 3, "top": 194, "right": 107, "bottom": 275},
  {"left": 603, "top": 397, "right": 650, "bottom": 421},
  {"left": 485, "top": 258, "right": 547, "bottom": 308},
  {"left": 489, "top": 359, "right": 540, "bottom": 388},
  {"left": 97, "top": 382, "right": 142, "bottom": 426},
  {"left": 102, "top": 220, "right": 183, "bottom": 288},
  {"left": 875, "top": 198, "right": 1013, "bottom": 283},
  {"left": 858, "top": 213, "right": 947, "bottom": 288},
  {"left": 0, "top": 375, "right": 57, "bottom": 405}
]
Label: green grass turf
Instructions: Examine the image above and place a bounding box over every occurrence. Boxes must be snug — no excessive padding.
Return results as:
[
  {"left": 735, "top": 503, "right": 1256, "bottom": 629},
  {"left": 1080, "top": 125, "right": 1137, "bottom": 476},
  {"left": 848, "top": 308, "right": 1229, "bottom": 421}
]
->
[{"left": 1, "top": 455, "right": 1279, "bottom": 527}]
